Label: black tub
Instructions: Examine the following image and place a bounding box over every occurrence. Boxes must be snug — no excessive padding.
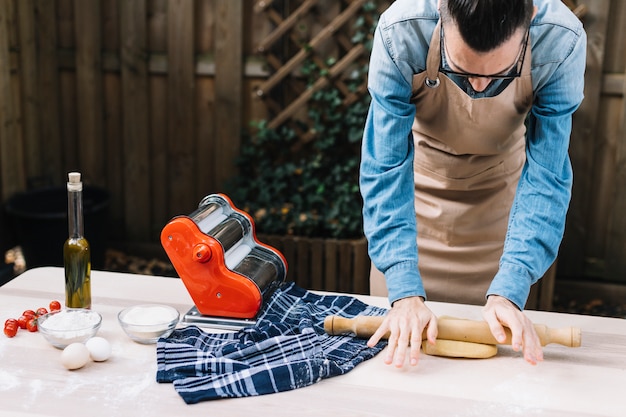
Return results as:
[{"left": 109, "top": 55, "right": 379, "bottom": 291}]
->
[{"left": 5, "top": 186, "right": 110, "bottom": 269}]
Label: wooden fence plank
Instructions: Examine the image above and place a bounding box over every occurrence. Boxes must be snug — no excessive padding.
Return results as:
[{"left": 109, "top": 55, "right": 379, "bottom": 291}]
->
[
  {"left": 296, "top": 237, "right": 310, "bottom": 288},
  {"left": 57, "top": 49, "right": 268, "bottom": 78},
  {"left": 74, "top": 0, "right": 105, "bottom": 185},
  {"left": 196, "top": 77, "right": 216, "bottom": 196},
  {"left": 100, "top": 0, "right": 122, "bottom": 239},
  {"left": 0, "top": 0, "right": 25, "bottom": 199},
  {"left": 324, "top": 239, "right": 338, "bottom": 292},
  {"left": 351, "top": 238, "right": 369, "bottom": 295},
  {"left": 149, "top": 75, "right": 168, "bottom": 239},
  {"left": 0, "top": 0, "right": 15, "bottom": 250},
  {"left": 338, "top": 241, "right": 353, "bottom": 293},
  {"left": 101, "top": 0, "right": 118, "bottom": 50},
  {"left": 603, "top": 73, "right": 625, "bottom": 95},
  {"left": 167, "top": 0, "right": 196, "bottom": 216},
  {"left": 281, "top": 236, "right": 297, "bottom": 283},
  {"left": 147, "top": 0, "right": 168, "bottom": 238},
  {"left": 57, "top": 0, "right": 78, "bottom": 171},
  {"left": 195, "top": 0, "right": 216, "bottom": 197},
  {"left": 309, "top": 238, "right": 324, "bottom": 290},
  {"left": 102, "top": 72, "right": 123, "bottom": 239},
  {"left": 583, "top": 0, "right": 613, "bottom": 265},
  {"left": 17, "top": 0, "right": 41, "bottom": 184},
  {"left": 148, "top": 0, "right": 167, "bottom": 52},
  {"left": 605, "top": 2, "right": 626, "bottom": 278},
  {"left": 214, "top": 0, "right": 243, "bottom": 189},
  {"left": 35, "top": 0, "right": 63, "bottom": 184},
  {"left": 580, "top": 0, "right": 621, "bottom": 279},
  {"left": 559, "top": 0, "right": 610, "bottom": 277},
  {"left": 120, "top": 0, "right": 151, "bottom": 240},
  {"left": 606, "top": 83, "right": 626, "bottom": 277}
]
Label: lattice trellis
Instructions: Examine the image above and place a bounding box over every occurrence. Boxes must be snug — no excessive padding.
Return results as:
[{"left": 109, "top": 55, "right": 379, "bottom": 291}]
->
[{"left": 252, "top": 0, "right": 385, "bottom": 135}]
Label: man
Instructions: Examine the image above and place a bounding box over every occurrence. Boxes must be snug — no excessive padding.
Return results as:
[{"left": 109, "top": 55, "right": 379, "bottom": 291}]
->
[{"left": 360, "top": 0, "right": 586, "bottom": 367}]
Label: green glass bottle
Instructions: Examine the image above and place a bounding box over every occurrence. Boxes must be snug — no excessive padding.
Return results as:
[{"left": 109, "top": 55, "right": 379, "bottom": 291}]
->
[{"left": 63, "top": 172, "right": 91, "bottom": 308}]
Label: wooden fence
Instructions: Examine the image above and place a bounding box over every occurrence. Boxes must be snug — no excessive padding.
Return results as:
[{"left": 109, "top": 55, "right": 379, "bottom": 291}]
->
[
  {"left": 260, "top": 234, "right": 370, "bottom": 294},
  {"left": 0, "top": 0, "right": 625, "bottom": 287},
  {"left": 559, "top": 0, "right": 626, "bottom": 283}
]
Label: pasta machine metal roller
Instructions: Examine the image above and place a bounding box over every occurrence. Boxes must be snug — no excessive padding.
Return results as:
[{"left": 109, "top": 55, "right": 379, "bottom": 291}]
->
[{"left": 160, "top": 194, "right": 287, "bottom": 329}]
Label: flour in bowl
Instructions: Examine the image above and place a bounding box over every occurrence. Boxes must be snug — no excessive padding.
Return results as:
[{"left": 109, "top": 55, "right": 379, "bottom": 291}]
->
[
  {"left": 122, "top": 305, "right": 177, "bottom": 325},
  {"left": 41, "top": 310, "right": 100, "bottom": 331}
]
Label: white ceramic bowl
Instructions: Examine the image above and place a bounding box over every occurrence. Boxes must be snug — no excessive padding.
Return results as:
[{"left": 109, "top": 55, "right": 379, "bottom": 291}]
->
[
  {"left": 117, "top": 304, "right": 179, "bottom": 344},
  {"left": 38, "top": 308, "right": 102, "bottom": 349}
]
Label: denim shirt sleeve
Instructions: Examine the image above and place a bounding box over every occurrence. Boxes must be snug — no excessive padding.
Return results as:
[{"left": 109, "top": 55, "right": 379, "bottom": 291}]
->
[
  {"left": 488, "top": 24, "right": 587, "bottom": 309},
  {"left": 360, "top": 20, "right": 426, "bottom": 305}
]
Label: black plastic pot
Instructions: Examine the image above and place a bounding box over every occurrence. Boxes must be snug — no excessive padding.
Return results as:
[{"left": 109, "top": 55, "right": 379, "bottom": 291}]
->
[{"left": 5, "top": 186, "right": 110, "bottom": 269}]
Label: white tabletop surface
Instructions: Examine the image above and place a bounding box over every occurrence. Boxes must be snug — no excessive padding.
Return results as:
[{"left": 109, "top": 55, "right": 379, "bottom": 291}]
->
[{"left": 0, "top": 267, "right": 624, "bottom": 417}]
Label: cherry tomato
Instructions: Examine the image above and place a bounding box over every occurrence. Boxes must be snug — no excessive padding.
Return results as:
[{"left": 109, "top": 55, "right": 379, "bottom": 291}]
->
[
  {"left": 36, "top": 307, "right": 48, "bottom": 317},
  {"left": 49, "top": 300, "right": 61, "bottom": 312},
  {"left": 4, "top": 323, "right": 18, "bottom": 338},
  {"left": 5, "top": 318, "right": 18, "bottom": 327},
  {"left": 16, "top": 316, "right": 28, "bottom": 329},
  {"left": 26, "top": 318, "right": 38, "bottom": 332},
  {"left": 23, "top": 310, "right": 36, "bottom": 319}
]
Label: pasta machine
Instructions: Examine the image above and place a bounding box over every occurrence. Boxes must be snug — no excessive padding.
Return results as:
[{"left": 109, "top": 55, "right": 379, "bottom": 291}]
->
[{"left": 161, "top": 194, "right": 287, "bottom": 329}]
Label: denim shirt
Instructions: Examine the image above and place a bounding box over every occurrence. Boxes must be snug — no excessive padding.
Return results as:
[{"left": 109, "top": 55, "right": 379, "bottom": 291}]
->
[{"left": 360, "top": 0, "right": 586, "bottom": 308}]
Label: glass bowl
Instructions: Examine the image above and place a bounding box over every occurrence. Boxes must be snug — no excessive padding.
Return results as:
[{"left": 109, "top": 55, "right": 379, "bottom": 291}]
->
[
  {"left": 117, "top": 304, "right": 179, "bottom": 344},
  {"left": 38, "top": 308, "right": 102, "bottom": 349}
]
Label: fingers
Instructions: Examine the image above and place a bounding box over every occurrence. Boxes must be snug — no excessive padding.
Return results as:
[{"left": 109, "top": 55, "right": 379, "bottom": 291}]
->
[
  {"left": 366, "top": 316, "right": 400, "bottom": 365},
  {"left": 484, "top": 295, "right": 544, "bottom": 365},
  {"left": 425, "top": 314, "right": 438, "bottom": 345},
  {"left": 366, "top": 322, "right": 388, "bottom": 348},
  {"left": 382, "top": 315, "right": 416, "bottom": 367},
  {"left": 485, "top": 318, "right": 508, "bottom": 344},
  {"left": 373, "top": 296, "right": 435, "bottom": 367},
  {"left": 483, "top": 298, "right": 509, "bottom": 345},
  {"left": 393, "top": 320, "right": 411, "bottom": 367},
  {"left": 520, "top": 319, "right": 544, "bottom": 365},
  {"left": 409, "top": 317, "right": 427, "bottom": 366}
]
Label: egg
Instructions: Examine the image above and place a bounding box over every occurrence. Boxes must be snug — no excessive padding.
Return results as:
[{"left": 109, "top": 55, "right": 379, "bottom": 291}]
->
[
  {"left": 61, "top": 342, "right": 90, "bottom": 370},
  {"left": 85, "top": 337, "right": 112, "bottom": 362}
]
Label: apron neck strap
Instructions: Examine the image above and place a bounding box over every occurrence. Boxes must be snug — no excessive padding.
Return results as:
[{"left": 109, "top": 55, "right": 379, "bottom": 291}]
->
[{"left": 425, "top": 21, "right": 442, "bottom": 84}]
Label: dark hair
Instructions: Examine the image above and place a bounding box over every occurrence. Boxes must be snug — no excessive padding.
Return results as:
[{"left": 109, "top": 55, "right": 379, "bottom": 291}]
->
[{"left": 440, "top": 0, "right": 533, "bottom": 52}]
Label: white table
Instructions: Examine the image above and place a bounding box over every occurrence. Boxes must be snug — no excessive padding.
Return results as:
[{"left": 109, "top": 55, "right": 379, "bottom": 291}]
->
[{"left": 0, "top": 267, "right": 624, "bottom": 417}]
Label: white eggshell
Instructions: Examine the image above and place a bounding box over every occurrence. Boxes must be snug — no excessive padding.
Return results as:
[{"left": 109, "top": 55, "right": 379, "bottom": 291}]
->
[
  {"left": 85, "top": 337, "right": 112, "bottom": 362},
  {"left": 61, "top": 343, "right": 90, "bottom": 370}
]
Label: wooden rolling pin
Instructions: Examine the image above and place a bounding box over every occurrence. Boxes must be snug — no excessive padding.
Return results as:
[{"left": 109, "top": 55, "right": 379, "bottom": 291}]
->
[{"left": 324, "top": 315, "right": 581, "bottom": 347}]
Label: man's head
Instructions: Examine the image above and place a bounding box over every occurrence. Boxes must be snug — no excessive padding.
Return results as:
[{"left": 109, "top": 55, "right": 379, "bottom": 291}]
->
[
  {"left": 438, "top": 0, "right": 535, "bottom": 92},
  {"left": 440, "top": 0, "right": 534, "bottom": 52}
]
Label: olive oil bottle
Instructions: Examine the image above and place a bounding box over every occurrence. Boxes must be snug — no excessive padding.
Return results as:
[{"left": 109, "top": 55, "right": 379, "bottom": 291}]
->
[{"left": 63, "top": 172, "right": 91, "bottom": 308}]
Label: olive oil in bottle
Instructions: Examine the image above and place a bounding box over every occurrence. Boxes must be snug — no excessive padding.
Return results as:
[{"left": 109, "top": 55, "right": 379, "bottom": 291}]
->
[{"left": 63, "top": 172, "right": 91, "bottom": 308}]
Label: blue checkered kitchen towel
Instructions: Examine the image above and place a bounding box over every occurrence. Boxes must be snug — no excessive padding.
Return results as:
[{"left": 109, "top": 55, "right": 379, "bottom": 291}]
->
[{"left": 156, "top": 282, "right": 388, "bottom": 404}]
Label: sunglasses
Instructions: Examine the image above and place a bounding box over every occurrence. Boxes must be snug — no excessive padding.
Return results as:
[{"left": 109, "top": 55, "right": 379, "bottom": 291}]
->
[{"left": 439, "top": 23, "right": 529, "bottom": 80}]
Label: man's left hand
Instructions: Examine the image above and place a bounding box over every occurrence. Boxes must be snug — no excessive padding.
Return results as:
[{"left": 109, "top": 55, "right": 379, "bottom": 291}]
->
[{"left": 482, "top": 295, "right": 544, "bottom": 365}]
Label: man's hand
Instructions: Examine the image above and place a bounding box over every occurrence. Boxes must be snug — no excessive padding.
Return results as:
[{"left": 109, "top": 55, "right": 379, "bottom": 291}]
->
[
  {"left": 367, "top": 296, "right": 438, "bottom": 367},
  {"left": 482, "top": 295, "right": 544, "bottom": 365}
]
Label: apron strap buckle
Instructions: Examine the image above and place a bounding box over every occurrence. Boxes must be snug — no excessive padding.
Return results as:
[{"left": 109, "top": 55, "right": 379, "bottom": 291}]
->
[{"left": 425, "top": 77, "right": 440, "bottom": 89}]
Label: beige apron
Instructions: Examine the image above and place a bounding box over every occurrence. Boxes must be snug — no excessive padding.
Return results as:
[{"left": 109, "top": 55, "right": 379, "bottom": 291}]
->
[{"left": 370, "top": 21, "right": 533, "bottom": 305}]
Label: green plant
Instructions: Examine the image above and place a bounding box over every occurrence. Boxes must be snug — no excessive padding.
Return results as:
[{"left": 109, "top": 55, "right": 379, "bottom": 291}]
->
[{"left": 227, "top": 3, "right": 379, "bottom": 239}]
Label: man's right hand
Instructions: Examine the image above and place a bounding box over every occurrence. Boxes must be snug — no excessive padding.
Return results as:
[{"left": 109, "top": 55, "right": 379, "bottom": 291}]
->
[{"left": 367, "top": 296, "right": 438, "bottom": 367}]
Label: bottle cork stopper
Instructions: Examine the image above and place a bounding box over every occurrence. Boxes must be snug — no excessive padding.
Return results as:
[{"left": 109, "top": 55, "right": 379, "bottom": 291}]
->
[
  {"left": 68, "top": 172, "right": 81, "bottom": 183},
  {"left": 67, "top": 172, "right": 83, "bottom": 191}
]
